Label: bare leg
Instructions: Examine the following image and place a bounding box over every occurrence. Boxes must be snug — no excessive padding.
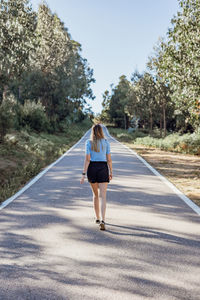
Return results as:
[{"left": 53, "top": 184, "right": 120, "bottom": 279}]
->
[
  {"left": 98, "top": 182, "right": 108, "bottom": 221},
  {"left": 90, "top": 183, "right": 100, "bottom": 219}
]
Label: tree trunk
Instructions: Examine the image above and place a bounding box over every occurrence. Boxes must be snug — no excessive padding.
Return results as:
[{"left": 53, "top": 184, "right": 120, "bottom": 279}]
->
[
  {"left": 2, "top": 85, "right": 8, "bottom": 102},
  {"left": 126, "top": 115, "right": 130, "bottom": 128},
  {"left": 150, "top": 110, "right": 153, "bottom": 133},
  {"left": 163, "top": 101, "right": 166, "bottom": 137},
  {"left": 160, "top": 113, "right": 162, "bottom": 138},
  {"left": 124, "top": 114, "right": 126, "bottom": 130},
  {"left": 18, "top": 85, "right": 23, "bottom": 103}
]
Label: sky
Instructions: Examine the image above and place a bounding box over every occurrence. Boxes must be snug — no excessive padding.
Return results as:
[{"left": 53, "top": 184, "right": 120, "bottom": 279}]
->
[{"left": 30, "top": 0, "right": 180, "bottom": 114}]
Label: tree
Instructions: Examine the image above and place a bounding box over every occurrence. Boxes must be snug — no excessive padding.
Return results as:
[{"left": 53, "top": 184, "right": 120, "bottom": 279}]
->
[
  {"left": 148, "top": 39, "right": 176, "bottom": 136},
  {"left": 0, "top": 0, "right": 95, "bottom": 133},
  {"left": 148, "top": 0, "right": 200, "bottom": 131},
  {"left": 101, "top": 90, "right": 111, "bottom": 123},
  {"left": 0, "top": 0, "right": 36, "bottom": 100},
  {"left": 25, "top": 3, "right": 95, "bottom": 121},
  {"left": 108, "top": 75, "right": 131, "bottom": 128},
  {"left": 33, "top": 4, "right": 70, "bottom": 73},
  {"left": 168, "top": 0, "right": 200, "bottom": 128}
]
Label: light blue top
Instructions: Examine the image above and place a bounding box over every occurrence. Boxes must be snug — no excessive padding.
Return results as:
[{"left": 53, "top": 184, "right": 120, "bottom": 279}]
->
[{"left": 85, "top": 138, "right": 111, "bottom": 161}]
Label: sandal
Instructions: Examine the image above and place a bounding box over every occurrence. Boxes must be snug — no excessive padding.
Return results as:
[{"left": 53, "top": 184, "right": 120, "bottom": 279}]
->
[{"left": 99, "top": 220, "right": 106, "bottom": 230}]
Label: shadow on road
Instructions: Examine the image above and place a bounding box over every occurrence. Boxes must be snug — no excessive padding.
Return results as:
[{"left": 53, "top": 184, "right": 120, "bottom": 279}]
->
[{"left": 0, "top": 135, "right": 200, "bottom": 299}]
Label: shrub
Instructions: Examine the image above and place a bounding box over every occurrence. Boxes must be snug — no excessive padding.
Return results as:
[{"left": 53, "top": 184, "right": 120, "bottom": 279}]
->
[
  {"left": 0, "top": 95, "right": 16, "bottom": 142},
  {"left": 57, "top": 120, "right": 69, "bottom": 133},
  {"left": 22, "top": 100, "right": 50, "bottom": 132},
  {"left": 108, "top": 127, "right": 148, "bottom": 142},
  {"left": 134, "top": 132, "right": 200, "bottom": 154},
  {"left": 108, "top": 127, "right": 200, "bottom": 155}
]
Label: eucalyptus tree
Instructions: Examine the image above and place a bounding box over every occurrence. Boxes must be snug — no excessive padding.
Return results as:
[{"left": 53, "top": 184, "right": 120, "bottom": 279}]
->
[
  {"left": 34, "top": 4, "right": 71, "bottom": 73},
  {"left": 126, "top": 71, "right": 142, "bottom": 127},
  {"left": 101, "top": 90, "right": 111, "bottom": 123},
  {"left": 0, "top": 0, "right": 36, "bottom": 101},
  {"left": 103, "top": 72, "right": 158, "bottom": 131},
  {"left": 129, "top": 71, "right": 147, "bottom": 129},
  {"left": 30, "top": 3, "right": 65, "bottom": 114},
  {"left": 109, "top": 75, "right": 131, "bottom": 128},
  {"left": 130, "top": 67, "right": 173, "bottom": 135},
  {"left": 149, "top": 0, "right": 200, "bottom": 131},
  {"left": 147, "top": 39, "right": 175, "bottom": 136},
  {"left": 155, "top": 80, "right": 171, "bottom": 136},
  {"left": 167, "top": 0, "right": 200, "bottom": 129},
  {"left": 137, "top": 73, "right": 158, "bottom": 132},
  {"left": 53, "top": 51, "right": 95, "bottom": 121},
  {"left": 29, "top": 3, "right": 95, "bottom": 120}
]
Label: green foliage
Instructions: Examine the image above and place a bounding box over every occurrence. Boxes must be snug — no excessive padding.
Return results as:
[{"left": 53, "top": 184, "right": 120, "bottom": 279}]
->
[
  {"left": 109, "top": 127, "right": 200, "bottom": 155},
  {"left": 21, "top": 100, "right": 50, "bottom": 132},
  {"left": 0, "top": 120, "right": 92, "bottom": 203},
  {"left": 30, "top": 3, "right": 95, "bottom": 118},
  {"left": 134, "top": 133, "right": 200, "bottom": 155},
  {"left": 103, "top": 71, "right": 173, "bottom": 136},
  {"left": 108, "top": 127, "right": 148, "bottom": 142},
  {"left": 148, "top": 0, "right": 200, "bottom": 131},
  {"left": 0, "top": 100, "right": 14, "bottom": 142},
  {"left": 107, "top": 75, "right": 131, "bottom": 129},
  {"left": 102, "top": 0, "right": 200, "bottom": 134},
  {"left": 0, "top": 0, "right": 36, "bottom": 85},
  {"left": 0, "top": 0, "right": 94, "bottom": 135}
]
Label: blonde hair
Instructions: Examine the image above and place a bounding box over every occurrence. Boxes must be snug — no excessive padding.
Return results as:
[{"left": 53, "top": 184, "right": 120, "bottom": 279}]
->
[{"left": 90, "top": 124, "right": 105, "bottom": 152}]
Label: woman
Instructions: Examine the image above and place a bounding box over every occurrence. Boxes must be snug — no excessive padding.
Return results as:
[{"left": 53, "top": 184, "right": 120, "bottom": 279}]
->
[{"left": 80, "top": 124, "right": 112, "bottom": 230}]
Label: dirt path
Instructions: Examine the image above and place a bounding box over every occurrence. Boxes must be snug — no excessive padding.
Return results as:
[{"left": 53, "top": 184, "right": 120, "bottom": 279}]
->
[{"left": 125, "top": 144, "right": 200, "bottom": 207}]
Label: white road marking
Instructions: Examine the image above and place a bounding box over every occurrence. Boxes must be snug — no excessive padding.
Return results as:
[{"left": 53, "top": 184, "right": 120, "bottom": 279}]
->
[
  {"left": 0, "top": 129, "right": 91, "bottom": 211},
  {"left": 104, "top": 126, "right": 200, "bottom": 216},
  {"left": 2, "top": 125, "right": 199, "bottom": 217}
]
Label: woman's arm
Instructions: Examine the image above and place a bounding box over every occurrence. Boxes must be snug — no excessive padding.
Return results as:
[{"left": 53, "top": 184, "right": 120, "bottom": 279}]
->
[
  {"left": 80, "top": 154, "right": 90, "bottom": 184},
  {"left": 106, "top": 153, "right": 113, "bottom": 180}
]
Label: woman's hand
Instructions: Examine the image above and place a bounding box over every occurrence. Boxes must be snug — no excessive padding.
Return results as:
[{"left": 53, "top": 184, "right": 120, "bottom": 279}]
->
[
  {"left": 80, "top": 175, "right": 85, "bottom": 184},
  {"left": 109, "top": 173, "right": 112, "bottom": 181}
]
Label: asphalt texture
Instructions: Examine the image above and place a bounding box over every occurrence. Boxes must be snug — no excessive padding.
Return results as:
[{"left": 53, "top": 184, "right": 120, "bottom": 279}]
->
[{"left": 0, "top": 127, "right": 200, "bottom": 300}]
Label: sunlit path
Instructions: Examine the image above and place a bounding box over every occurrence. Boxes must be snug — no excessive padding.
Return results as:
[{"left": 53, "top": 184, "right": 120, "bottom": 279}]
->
[{"left": 0, "top": 127, "right": 200, "bottom": 300}]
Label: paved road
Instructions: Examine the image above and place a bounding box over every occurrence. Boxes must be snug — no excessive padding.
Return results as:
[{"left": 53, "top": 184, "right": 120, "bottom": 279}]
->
[{"left": 0, "top": 127, "right": 200, "bottom": 300}]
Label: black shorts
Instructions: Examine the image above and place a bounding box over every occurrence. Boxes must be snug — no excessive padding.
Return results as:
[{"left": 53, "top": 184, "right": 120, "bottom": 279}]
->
[{"left": 87, "top": 161, "right": 109, "bottom": 183}]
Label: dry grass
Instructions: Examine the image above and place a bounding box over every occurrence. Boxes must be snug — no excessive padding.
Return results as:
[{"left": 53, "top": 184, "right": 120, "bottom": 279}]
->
[
  {"left": 124, "top": 143, "right": 200, "bottom": 207},
  {"left": 0, "top": 121, "right": 91, "bottom": 204}
]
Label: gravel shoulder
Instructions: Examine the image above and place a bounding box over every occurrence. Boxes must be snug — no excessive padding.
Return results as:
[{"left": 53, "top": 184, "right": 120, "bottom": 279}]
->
[{"left": 124, "top": 143, "right": 200, "bottom": 207}]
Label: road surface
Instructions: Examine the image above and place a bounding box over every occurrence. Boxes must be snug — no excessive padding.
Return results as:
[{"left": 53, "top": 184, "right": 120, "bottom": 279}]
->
[{"left": 0, "top": 127, "right": 200, "bottom": 300}]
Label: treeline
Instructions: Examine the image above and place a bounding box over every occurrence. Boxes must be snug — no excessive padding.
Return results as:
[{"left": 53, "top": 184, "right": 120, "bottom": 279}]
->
[
  {"left": 101, "top": 0, "right": 200, "bottom": 136},
  {"left": 0, "top": 0, "right": 94, "bottom": 141}
]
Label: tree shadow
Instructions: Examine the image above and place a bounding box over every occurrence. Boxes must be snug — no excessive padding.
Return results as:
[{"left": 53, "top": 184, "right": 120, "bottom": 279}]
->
[{"left": 0, "top": 134, "right": 200, "bottom": 299}]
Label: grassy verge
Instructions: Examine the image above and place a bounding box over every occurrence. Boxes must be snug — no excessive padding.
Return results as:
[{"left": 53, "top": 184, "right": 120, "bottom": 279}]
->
[
  {"left": 108, "top": 127, "right": 200, "bottom": 155},
  {"left": 0, "top": 120, "right": 91, "bottom": 204},
  {"left": 108, "top": 127, "right": 200, "bottom": 208}
]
